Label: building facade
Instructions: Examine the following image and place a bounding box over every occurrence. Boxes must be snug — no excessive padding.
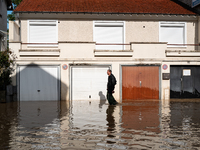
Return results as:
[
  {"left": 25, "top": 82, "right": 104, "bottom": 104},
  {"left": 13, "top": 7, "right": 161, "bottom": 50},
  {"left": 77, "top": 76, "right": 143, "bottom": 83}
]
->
[
  {"left": 0, "top": 0, "right": 12, "bottom": 51},
  {"left": 9, "top": 0, "right": 200, "bottom": 102}
]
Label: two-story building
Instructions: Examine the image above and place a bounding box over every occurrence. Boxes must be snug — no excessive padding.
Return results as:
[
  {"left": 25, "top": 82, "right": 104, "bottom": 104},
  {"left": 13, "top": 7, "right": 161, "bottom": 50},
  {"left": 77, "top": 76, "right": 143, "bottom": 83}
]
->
[
  {"left": 0, "top": 0, "right": 12, "bottom": 51},
  {"left": 9, "top": 0, "right": 200, "bottom": 102}
]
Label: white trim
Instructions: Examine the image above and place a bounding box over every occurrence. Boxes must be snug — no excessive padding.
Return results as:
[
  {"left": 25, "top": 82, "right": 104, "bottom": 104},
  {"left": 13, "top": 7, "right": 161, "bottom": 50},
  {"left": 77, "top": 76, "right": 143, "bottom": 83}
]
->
[
  {"left": 27, "top": 20, "right": 58, "bottom": 47},
  {"left": 159, "top": 22, "right": 187, "bottom": 48},
  {"left": 93, "top": 20, "right": 125, "bottom": 50}
]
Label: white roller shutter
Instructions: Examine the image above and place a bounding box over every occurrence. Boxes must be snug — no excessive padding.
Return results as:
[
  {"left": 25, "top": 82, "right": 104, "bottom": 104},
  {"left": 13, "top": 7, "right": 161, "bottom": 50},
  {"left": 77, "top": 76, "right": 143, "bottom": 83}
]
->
[
  {"left": 72, "top": 66, "right": 109, "bottom": 100},
  {"left": 94, "top": 21, "right": 124, "bottom": 50},
  {"left": 160, "top": 22, "right": 186, "bottom": 45},
  {"left": 19, "top": 66, "right": 60, "bottom": 101},
  {"left": 29, "top": 21, "right": 57, "bottom": 43}
]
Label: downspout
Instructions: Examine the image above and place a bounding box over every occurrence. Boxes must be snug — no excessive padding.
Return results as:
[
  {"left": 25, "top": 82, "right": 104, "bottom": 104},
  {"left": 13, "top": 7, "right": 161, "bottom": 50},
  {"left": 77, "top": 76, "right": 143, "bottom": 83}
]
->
[
  {"left": 15, "top": 13, "right": 21, "bottom": 42},
  {"left": 198, "top": 16, "right": 200, "bottom": 50}
]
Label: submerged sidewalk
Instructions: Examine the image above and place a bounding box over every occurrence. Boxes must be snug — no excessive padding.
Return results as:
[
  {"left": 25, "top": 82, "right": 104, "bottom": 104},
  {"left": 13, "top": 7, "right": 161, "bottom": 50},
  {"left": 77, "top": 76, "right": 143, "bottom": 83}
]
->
[{"left": 0, "top": 100, "right": 199, "bottom": 149}]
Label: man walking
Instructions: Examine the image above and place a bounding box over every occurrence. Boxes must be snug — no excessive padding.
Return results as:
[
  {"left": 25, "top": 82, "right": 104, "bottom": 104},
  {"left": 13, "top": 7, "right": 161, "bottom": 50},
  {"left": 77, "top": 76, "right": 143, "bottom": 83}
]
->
[{"left": 107, "top": 69, "right": 118, "bottom": 105}]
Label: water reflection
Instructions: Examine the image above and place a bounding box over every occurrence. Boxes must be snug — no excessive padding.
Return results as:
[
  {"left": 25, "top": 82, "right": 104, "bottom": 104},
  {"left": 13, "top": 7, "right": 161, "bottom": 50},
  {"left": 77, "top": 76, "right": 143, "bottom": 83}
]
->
[
  {"left": 106, "top": 105, "right": 116, "bottom": 143},
  {"left": 0, "top": 102, "right": 18, "bottom": 149},
  {"left": 0, "top": 100, "right": 200, "bottom": 149}
]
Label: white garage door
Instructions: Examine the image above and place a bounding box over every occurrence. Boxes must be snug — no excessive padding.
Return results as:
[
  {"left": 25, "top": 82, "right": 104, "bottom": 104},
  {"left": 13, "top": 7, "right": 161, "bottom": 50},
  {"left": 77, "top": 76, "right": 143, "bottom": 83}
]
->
[
  {"left": 72, "top": 66, "right": 109, "bottom": 100},
  {"left": 19, "top": 66, "right": 60, "bottom": 101}
]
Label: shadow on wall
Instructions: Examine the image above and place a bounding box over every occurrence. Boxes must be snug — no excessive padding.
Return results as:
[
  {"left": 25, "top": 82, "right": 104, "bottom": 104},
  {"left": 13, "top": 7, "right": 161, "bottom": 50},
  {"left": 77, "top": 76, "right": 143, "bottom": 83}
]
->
[
  {"left": 16, "top": 63, "right": 69, "bottom": 126},
  {"left": 16, "top": 63, "right": 67, "bottom": 101},
  {"left": 0, "top": 63, "right": 70, "bottom": 148},
  {"left": 99, "top": 91, "right": 106, "bottom": 108}
]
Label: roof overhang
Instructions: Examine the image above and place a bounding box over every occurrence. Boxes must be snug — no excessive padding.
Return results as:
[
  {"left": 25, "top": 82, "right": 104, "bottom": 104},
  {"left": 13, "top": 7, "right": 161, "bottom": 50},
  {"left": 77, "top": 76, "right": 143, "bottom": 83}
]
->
[{"left": 14, "top": 12, "right": 198, "bottom": 21}]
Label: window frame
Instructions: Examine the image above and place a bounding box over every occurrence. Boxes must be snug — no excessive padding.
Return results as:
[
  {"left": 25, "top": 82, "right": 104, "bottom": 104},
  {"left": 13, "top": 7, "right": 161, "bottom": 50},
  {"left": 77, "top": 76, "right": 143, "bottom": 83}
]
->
[
  {"left": 27, "top": 20, "right": 58, "bottom": 47},
  {"left": 93, "top": 21, "right": 125, "bottom": 50},
  {"left": 159, "top": 22, "right": 187, "bottom": 48}
]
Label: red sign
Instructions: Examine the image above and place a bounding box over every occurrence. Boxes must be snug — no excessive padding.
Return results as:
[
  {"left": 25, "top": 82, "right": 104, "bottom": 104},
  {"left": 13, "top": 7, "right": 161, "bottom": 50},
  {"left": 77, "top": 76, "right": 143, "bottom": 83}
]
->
[
  {"left": 162, "top": 64, "right": 168, "bottom": 70},
  {"left": 62, "top": 64, "right": 68, "bottom": 70}
]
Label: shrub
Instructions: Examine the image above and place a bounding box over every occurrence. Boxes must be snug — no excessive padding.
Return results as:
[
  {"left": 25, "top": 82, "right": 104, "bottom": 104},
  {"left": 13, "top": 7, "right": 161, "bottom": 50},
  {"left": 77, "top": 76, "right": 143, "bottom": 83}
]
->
[{"left": 0, "top": 49, "right": 16, "bottom": 90}]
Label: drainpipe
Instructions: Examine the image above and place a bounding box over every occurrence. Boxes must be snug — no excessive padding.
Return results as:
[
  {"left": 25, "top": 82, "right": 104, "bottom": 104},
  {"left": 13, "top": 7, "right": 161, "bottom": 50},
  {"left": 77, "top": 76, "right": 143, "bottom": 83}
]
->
[
  {"left": 15, "top": 13, "right": 21, "bottom": 42},
  {"left": 198, "top": 16, "right": 200, "bottom": 50}
]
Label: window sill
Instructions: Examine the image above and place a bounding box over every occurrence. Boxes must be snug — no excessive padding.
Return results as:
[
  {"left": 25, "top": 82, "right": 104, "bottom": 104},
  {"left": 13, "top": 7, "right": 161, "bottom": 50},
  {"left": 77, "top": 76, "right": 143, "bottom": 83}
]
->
[
  {"left": 167, "top": 45, "right": 187, "bottom": 48},
  {"left": 19, "top": 49, "right": 60, "bottom": 57},
  {"left": 27, "top": 44, "right": 58, "bottom": 48},
  {"left": 94, "top": 50, "right": 133, "bottom": 57},
  {"left": 166, "top": 50, "right": 200, "bottom": 57}
]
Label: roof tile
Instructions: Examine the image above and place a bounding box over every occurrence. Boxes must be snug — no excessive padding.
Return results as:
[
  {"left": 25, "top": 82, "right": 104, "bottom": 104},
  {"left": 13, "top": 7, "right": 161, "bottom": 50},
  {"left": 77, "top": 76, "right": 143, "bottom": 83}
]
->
[{"left": 14, "top": 0, "right": 196, "bottom": 15}]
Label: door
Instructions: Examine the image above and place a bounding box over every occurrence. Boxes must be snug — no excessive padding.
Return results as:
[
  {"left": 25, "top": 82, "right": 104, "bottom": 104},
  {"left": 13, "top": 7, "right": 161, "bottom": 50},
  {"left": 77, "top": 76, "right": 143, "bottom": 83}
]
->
[
  {"left": 170, "top": 66, "right": 200, "bottom": 98},
  {"left": 19, "top": 66, "right": 59, "bottom": 101},
  {"left": 122, "top": 66, "right": 159, "bottom": 101},
  {"left": 71, "top": 66, "right": 109, "bottom": 100}
]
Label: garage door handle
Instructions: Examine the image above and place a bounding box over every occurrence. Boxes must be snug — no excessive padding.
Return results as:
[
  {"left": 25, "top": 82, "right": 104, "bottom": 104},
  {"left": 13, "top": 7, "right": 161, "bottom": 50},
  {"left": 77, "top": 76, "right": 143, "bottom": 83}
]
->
[
  {"left": 37, "top": 90, "right": 40, "bottom": 92},
  {"left": 139, "top": 81, "right": 142, "bottom": 86}
]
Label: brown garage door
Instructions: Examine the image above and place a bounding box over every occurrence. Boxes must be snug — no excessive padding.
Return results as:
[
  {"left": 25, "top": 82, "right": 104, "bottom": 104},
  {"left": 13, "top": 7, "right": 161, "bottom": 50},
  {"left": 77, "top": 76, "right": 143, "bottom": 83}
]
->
[{"left": 122, "top": 66, "right": 159, "bottom": 101}]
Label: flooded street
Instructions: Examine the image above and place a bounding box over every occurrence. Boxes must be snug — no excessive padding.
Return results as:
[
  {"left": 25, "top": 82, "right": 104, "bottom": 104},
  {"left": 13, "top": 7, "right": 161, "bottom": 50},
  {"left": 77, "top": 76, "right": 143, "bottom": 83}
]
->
[{"left": 0, "top": 100, "right": 200, "bottom": 149}]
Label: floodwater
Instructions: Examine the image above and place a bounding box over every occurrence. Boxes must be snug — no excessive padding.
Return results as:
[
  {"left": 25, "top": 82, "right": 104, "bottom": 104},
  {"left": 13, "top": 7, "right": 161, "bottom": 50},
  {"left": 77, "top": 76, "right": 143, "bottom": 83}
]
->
[{"left": 0, "top": 100, "right": 200, "bottom": 150}]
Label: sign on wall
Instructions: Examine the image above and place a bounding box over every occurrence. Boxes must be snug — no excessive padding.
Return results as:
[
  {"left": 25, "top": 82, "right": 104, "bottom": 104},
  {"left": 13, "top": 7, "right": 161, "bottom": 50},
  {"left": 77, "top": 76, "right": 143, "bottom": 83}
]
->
[
  {"left": 62, "top": 64, "right": 68, "bottom": 70},
  {"left": 192, "top": 0, "right": 200, "bottom": 7},
  {"left": 183, "top": 69, "right": 191, "bottom": 76},
  {"left": 162, "top": 64, "right": 168, "bottom": 70}
]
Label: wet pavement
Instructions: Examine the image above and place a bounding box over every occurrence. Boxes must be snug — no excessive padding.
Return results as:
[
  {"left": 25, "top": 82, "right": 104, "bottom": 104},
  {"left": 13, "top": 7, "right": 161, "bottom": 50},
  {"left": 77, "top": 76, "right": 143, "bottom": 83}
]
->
[{"left": 0, "top": 100, "right": 200, "bottom": 149}]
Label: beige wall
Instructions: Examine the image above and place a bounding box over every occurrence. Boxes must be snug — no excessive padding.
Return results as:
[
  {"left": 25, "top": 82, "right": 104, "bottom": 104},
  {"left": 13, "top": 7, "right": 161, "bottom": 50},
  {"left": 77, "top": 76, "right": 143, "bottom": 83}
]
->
[
  {"left": 9, "top": 17, "right": 200, "bottom": 101},
  {"left": 59, "top": 42, "right": 95, "bottom": 58},
  {"left": 58, "top": 20, "right": 93, "bottom": 42},
  {"left": 21, "top": 20, "right": 27, "bottom": 43},
  {"left": 18, "top": 20, "right": 198, "bottom": 51},
  {"left": 9, "top": 21, "right": 20, "bottom": 42},
  {"left": 126, "top": 21, "right": 159, "bottom": 43}
]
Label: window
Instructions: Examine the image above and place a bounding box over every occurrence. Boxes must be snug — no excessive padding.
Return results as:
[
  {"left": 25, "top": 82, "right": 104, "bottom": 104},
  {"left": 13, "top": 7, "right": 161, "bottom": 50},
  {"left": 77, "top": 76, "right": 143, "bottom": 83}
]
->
[
  {"left": 28, "top": 20, "right": 58, "bottom": 45},
  {"left": 94, "top": 21, "right": 124, "bottom": 50},
  {"left": 159, "top": 22, "right": 186, "bottom": 47}
]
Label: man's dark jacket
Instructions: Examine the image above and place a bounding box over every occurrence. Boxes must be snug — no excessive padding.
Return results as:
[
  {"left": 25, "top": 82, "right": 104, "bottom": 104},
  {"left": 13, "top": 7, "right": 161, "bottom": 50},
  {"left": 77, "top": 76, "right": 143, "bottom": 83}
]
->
[{"left": 107, "top": 74, "right": 116, "bottom": 94}]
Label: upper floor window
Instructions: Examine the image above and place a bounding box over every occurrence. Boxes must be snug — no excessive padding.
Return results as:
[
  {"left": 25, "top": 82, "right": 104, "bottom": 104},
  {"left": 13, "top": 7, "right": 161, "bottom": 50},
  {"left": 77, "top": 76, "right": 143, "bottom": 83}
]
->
[
  {"left": 159, "top": 22, "right": 186, "bottom": 47},
  {"left": 28, "top": 20, "right": 58, "bottom": 44},
  {"left": 94, "top": 21, "right": 124, "bottom": 50}
]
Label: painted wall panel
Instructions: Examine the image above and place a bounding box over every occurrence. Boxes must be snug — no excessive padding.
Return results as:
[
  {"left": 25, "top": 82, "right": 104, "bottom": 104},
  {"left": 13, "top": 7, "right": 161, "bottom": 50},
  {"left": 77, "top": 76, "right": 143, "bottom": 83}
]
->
[
  {"left": 19, "top": 66, "right": 59, "bottom": 101},
  {"left": 72, "top": 67, "right": 109, "bottom": 100},
  {"left": 122, "top": 66, "right": 159, "bottom": 100}
]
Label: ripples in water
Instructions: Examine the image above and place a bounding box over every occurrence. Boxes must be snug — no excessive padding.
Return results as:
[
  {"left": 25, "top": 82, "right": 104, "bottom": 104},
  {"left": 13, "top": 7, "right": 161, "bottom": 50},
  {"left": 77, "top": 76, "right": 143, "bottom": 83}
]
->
[{"left": 0, "top": 100, "right": 200, "bottom": 149}]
